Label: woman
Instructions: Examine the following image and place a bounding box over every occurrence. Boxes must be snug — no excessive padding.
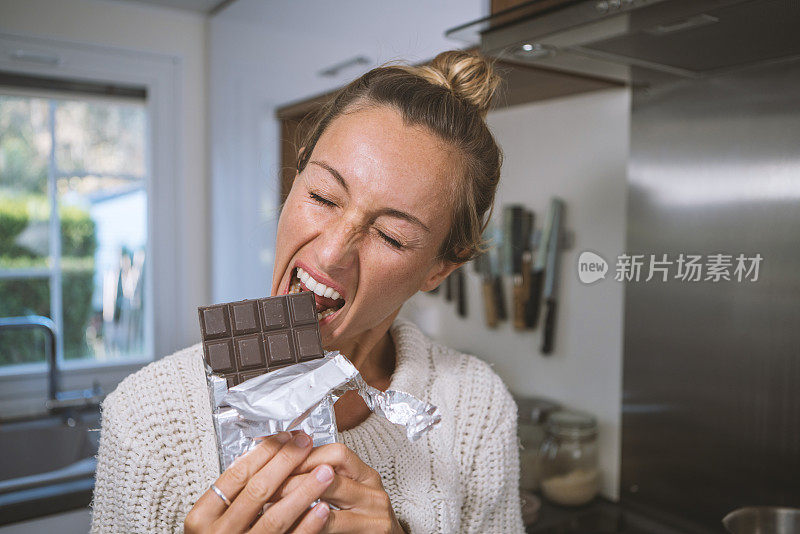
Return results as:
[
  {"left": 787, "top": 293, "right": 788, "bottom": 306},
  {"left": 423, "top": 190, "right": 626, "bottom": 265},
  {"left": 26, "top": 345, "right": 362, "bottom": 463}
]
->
[{"left": 91, "top": 50, "right": 524, "bottom": 533}]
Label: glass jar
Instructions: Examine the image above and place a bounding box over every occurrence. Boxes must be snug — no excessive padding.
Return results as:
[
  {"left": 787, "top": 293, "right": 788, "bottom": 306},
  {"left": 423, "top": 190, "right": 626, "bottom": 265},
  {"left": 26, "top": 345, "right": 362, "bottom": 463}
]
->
[
  {"left": 538, "top": 409, "right": 600, "bottom": 506},
  {"left": 516, "top": 396, "right": 561, "bottom": 491}
]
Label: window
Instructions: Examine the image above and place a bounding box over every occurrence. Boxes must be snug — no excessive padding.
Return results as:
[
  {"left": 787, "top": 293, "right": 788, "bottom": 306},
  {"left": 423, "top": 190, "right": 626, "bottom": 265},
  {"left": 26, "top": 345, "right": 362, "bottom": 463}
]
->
[
  {"left": 0, "top": 90, "right": 150, "bottom": 367},
  {"left": 0, "top": 32, "right": 183, "bottom": 418}
]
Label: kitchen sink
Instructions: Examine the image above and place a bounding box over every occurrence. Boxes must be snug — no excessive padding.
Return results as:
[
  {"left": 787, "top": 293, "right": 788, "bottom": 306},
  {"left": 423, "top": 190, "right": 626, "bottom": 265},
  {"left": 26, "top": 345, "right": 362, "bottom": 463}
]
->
[{"left": 0, "top": 409, "right": 100, "bottom": 525}]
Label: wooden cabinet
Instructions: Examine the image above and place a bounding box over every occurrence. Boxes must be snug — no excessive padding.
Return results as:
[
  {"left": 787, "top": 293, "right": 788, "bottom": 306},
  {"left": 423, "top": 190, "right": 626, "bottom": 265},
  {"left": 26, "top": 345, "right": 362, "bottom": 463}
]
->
[{"left": 275, "top": 46, "right": 619, "bottom": 202}]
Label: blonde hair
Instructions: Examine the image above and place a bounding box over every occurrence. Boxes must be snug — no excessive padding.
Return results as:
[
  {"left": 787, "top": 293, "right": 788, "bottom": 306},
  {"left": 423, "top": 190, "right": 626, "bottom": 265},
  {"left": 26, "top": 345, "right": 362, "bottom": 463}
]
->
[{"left": 296, "top": 50, "right": 504, "bottom": 263}]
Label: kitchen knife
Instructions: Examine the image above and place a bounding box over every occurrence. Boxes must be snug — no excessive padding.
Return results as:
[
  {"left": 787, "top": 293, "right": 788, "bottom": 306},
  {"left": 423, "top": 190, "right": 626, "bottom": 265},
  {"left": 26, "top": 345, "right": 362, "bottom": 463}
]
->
[
  {"left": 489, "top": 239, "right": 507, "bottom": 322},
  {"left": 541, "top": 198, "right": 565, "bottom": 355},
  {"left": 514, "top": 210, "right": 534, "bottom": 330},
  {"left": 529, "top": 200, "right": 556, "bottom": 329},
  {"left": 505, "top": 206, "right": 532, "bottom": 330},
  {"left": 475, "top": 251, "right": 498, "bottom": 327},
  {"left": 455, "top": 266, "right": 467, "bottom": 318}
]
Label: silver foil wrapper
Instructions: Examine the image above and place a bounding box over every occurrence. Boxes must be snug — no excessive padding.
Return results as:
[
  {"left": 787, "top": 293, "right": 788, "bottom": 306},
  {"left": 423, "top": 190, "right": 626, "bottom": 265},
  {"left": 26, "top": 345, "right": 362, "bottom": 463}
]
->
[{"left": 208, "top": 351, "right": 441, "bottom": 472}]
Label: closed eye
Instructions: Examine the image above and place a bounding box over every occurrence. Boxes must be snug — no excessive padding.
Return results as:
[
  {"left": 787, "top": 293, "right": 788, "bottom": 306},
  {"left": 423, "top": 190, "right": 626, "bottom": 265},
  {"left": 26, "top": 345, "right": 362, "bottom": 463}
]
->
[
  {"left": 377, "top": 230, "right": 403, "bottom": 249},
  {"left": 309, "top": 192, "right": 336, "bottom": 207}
]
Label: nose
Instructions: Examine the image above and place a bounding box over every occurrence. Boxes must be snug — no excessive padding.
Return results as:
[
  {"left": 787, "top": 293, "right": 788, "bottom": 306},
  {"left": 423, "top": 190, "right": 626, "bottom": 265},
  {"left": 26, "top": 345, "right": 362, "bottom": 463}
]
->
[{"left": 312, "top": 212, "right": 360, "bottom": 274}]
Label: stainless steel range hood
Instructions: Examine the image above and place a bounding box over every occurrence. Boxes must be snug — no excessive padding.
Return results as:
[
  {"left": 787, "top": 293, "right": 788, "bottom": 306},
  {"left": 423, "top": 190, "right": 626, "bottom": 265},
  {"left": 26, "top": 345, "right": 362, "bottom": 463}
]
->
[{"left": 446, "top": 0, "right": 800, "bottom": 85}]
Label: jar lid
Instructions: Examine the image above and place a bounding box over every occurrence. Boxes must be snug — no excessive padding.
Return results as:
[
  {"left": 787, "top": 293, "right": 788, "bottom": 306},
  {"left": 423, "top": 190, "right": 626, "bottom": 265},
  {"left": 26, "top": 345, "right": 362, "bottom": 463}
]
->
[
  {"left": 546, "top": 409, "right": 598, "bottom": 439},
  {"left": 514, "top": 396, "right": 561, "bottom": 425}
]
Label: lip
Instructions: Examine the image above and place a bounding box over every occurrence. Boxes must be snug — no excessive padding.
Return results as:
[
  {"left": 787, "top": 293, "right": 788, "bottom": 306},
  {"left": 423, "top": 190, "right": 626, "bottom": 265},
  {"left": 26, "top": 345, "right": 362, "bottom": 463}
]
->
[
  {"left": 280, "top": 260, "right": 349, "bottom": 328},
  {"left": 292, "top": 260, "right": 348, "bottom": 301}
]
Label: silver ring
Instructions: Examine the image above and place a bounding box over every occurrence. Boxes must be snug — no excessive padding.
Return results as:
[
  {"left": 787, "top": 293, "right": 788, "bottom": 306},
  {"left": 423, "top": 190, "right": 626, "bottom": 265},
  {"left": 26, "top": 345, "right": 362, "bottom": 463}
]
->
[{"left": 210, "top": 483, "right": 232, "bottom": 507}]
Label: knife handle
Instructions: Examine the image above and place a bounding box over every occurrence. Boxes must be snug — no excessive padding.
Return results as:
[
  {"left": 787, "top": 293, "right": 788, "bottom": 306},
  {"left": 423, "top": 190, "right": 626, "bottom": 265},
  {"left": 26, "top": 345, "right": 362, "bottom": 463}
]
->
[
  {"left": 513, "top": 253, "right": 532, "bottom": 330},
  {"left": 481, "top": 280, "right": 498, "bottom": 328},
  {"left": 542, "top": 298, "right": 557, "bottom": 355},
  {"left": 456, "top": 269, "right": 466, "bottom": 317},
  {"left": 527, "top": 270, "right": 544, "bottom": 328},
  {"left": 493, "top": 276, "right": 507, "bottom": 321}
]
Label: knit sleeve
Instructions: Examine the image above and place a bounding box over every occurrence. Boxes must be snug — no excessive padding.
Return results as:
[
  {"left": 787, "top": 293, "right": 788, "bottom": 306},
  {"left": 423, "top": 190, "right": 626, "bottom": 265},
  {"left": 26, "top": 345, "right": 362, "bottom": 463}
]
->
[
  {"left": 91, "top": 386, "right": 144, "bottom": 533},
  {"left": 90, "top": 350, "right": 216, "bottom": 533},
  {"left": 458, "top": 359, "right": 526, "bottom": 534}
]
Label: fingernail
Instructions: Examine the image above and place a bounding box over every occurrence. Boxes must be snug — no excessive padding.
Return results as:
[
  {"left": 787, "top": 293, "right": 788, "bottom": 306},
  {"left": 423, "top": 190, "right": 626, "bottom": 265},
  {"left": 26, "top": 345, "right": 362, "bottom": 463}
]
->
[
  {"left": 314, "top": 464, "right": 333, "bottom": 483},
  {"left": 314, "top": 502, "right": 330, "bottom": 519},
  {"left": 292, "top": 432, "right": 311, "bottom": 448},
  {"left": 275, "top": 432, "right": 291, "bottom": 444}
]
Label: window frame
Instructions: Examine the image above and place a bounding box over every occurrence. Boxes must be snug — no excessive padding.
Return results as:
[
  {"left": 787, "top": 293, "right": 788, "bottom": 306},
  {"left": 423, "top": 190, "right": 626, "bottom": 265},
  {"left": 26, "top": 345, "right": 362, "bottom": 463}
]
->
[{"left": 0, "top": 31, "right": 183, "bottom": 417}]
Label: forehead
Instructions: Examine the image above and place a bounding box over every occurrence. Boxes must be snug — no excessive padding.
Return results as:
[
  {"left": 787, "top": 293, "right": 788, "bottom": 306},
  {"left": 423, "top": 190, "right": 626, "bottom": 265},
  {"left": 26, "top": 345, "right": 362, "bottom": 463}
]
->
[{"left": 310, "top": 105, "right": 459, "bottom": 226}]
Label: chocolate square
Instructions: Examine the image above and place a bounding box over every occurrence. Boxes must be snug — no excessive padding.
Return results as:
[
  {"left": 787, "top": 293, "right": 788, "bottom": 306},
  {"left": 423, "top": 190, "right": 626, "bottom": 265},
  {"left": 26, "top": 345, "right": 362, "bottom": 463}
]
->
[
  {"left": 265, "top": 331, "right": 294, "bottom": 366},
  {"left": 260, "top": 297, "right": 289, "bottom": 330},
  {"left": 239, "top": 370, "right": 265, "bottom": 383},
  {"left": 295, "top": 325, "right": 323, "bottom": 361},
  {"left": 198, "top": 292, "right": 325, "bottom": 387},
  {"left": 231, "top": 301, "right": 260, "bottom": 335},
  {"left": 201, "top": 305, "right": 230, "bottom": 340},
  {"left": 204, "top": 339, "right": 234, "bottom": 373},
  {"left": 235, "top": 334, "right": 264, "bottom": 369},
  {"left": 289, "top": 293, "right": 317, "bottom": 324}
]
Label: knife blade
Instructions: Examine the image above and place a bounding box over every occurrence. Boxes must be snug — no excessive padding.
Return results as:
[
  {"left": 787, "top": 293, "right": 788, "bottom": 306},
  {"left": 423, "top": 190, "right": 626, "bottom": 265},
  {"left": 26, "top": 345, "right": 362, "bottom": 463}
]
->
[
  {"left": 529, "top": 200, "right": 556, "bottom": 329},
  {"left": 541, "top": 198, "right": 565, "bottom": 355},
  {"left": 455, "top": 266, "right": 467, "bottom": 318}
]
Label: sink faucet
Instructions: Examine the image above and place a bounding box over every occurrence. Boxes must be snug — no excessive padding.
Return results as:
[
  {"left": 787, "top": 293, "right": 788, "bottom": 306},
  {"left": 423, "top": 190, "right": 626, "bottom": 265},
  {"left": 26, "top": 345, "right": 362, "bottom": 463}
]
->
[{"left": 0, "top": 315, "right": 104, "bottom": 413}]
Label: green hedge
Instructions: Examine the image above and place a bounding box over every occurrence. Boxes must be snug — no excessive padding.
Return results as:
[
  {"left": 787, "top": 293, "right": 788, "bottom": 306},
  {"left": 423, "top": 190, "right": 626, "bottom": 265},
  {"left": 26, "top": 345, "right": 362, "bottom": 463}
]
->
[
  {"left": 0, "top": 196, "right": 97, "bottom": 364},
  {"left": 0, "top": 197, "right": 97, "bottom": 259}
]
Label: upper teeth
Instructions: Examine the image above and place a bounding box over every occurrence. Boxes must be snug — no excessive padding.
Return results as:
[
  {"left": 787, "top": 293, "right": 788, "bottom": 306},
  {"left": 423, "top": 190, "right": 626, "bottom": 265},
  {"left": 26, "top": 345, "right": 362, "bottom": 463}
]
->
[{"left": 297, "top": 267, "right": 341, "bottom": 300}]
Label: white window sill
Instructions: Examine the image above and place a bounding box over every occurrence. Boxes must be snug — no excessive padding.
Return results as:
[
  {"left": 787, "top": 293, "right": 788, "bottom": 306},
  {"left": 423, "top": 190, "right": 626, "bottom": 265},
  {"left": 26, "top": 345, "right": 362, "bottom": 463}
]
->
[{"left": 0, "top": 358, "right": 153, "bottom": 420}]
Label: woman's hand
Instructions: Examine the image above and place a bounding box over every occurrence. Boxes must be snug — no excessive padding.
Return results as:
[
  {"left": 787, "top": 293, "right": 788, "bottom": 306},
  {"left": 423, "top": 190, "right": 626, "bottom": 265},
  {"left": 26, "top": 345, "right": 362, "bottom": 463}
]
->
[
  {"left": 185, "top": 431, "right": 334, "bottom": 533},
  {"left": 276, "top": 443, "right": 406, "bottom": 534}
]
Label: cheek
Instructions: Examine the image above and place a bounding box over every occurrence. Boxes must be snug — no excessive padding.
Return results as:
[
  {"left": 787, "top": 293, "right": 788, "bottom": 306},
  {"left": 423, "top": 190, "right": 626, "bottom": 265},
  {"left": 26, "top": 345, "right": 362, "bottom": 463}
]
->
[
  {"left": 359, "top": 249, "right": 431, "bottom": 307},
  {"left": 276, "top": 193, "right": 320, "bottom": 261}
]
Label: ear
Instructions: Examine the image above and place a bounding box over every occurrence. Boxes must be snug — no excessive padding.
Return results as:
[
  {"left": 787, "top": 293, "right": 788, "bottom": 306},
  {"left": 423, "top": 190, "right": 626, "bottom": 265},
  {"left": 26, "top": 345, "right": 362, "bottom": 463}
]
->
[{"left": 420, "top": 258, "right": 463, "bottom": 292}]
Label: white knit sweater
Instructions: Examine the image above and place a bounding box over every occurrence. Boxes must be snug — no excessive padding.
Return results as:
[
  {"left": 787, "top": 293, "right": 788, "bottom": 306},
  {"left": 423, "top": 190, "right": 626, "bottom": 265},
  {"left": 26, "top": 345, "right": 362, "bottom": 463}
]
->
[{"left": 91, "top": 318, "right": 525, "bottom": 533}]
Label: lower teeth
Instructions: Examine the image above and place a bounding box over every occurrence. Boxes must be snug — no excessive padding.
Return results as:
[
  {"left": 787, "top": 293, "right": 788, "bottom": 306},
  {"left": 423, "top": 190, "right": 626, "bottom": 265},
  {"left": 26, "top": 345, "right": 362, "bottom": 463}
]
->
[{"left": 317, "top": 308, "right": 336, "bottom": 320}]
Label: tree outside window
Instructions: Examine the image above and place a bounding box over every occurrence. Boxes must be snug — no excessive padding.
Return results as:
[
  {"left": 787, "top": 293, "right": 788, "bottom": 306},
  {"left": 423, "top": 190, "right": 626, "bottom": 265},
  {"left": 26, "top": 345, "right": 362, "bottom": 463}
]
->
[{"left": 0, "top": 92, "right": 148, "bottom": 366}]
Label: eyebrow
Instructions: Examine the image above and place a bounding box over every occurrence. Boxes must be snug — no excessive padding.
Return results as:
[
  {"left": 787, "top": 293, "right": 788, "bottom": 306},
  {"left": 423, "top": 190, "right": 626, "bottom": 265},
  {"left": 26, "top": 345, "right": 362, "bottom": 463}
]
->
[{"left": 309, "top": 159, "right": 431, "bottom": 233}]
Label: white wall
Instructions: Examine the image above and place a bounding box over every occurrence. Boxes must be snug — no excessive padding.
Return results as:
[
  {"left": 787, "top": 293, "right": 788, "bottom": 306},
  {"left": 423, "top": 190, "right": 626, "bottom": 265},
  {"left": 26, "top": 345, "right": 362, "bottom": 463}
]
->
[
  {"left": 0, "top": 0, "right": 209, "bottom": 350},
  {"left": 401, "top": 88, "right": 631, "bottom": 499}
]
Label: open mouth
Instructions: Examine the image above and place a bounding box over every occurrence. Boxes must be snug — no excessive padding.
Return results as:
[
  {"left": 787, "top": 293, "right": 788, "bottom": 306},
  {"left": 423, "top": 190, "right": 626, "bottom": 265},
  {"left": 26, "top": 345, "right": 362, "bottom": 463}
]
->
[{"left": 288, "top": 267, "right": 346, "bottom": 322}]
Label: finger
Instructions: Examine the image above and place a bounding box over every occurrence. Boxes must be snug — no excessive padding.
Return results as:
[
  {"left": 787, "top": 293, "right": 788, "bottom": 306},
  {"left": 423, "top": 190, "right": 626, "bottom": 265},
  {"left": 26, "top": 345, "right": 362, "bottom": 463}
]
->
[
  {"left": 275, "top": 473, "right": 376, "bottom": 510},
  {"left": 218, "top": 431, "right": 314, "bottom": 532},
  {"left": 322, "top": 509, "right": 396, "bottom": 534},
  {"left": 294, "top": 443, "right": 381, "bottom": 487},
  {"left": 290, "top": 502, "right": 330, "bottom": 534},
  {"left": 247, "top": 464, "right": 334, "bottom": 534},
  {"left": 319, "top": 509, "right": 362, "bottom": 534},
  {"left": 190, "top": 432, "right": 292, "bottom": 523}
]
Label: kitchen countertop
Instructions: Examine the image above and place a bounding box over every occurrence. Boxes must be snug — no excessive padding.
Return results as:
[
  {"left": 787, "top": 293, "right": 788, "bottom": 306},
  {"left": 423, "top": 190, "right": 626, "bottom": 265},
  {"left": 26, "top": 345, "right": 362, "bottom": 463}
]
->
[{"left": 526, "top": 493, "right": 696, "bottom": 534}]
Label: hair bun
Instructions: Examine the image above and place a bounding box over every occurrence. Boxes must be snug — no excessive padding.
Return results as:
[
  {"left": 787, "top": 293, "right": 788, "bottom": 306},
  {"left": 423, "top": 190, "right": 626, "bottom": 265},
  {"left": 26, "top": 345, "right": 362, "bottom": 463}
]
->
[{"left": 415, "top": 50, "right": 501, "bottom": 117}]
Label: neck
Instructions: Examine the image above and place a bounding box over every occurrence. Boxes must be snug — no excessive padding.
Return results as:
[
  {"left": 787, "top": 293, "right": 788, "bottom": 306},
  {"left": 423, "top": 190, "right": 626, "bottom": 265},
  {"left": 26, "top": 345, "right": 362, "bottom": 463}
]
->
[{"left": 328, "top": 309, "right": 399, "bottom": 389}]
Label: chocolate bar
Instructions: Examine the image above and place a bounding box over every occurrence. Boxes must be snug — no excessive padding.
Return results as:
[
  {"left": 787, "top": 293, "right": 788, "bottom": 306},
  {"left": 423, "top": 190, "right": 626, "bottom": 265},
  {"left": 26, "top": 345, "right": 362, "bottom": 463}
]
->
[{"left": 198, "top": 292, "right": 324, "bottom": 387}]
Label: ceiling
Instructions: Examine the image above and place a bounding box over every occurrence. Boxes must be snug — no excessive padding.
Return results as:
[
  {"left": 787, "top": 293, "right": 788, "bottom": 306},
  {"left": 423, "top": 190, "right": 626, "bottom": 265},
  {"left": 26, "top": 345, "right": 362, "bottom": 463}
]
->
[
  {"left": 210, "top": 0, "right": 486, "bottom": 106},
  {"left": 106, "top": 0, "right": 228, "bottom": 14}
]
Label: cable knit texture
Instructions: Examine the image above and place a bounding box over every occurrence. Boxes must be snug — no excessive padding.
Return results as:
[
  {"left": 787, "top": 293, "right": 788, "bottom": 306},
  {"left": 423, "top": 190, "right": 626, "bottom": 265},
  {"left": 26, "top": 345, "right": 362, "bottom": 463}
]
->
[{"left": 91, "top": 318, "right": 525, "bottom": 533}]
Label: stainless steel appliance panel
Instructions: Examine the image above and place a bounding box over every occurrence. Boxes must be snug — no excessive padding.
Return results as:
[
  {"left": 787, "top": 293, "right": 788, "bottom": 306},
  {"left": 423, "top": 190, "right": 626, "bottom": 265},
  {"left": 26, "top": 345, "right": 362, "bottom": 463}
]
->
[{"left": 622, "top": 59, "right": 800, "bottom": 531}]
